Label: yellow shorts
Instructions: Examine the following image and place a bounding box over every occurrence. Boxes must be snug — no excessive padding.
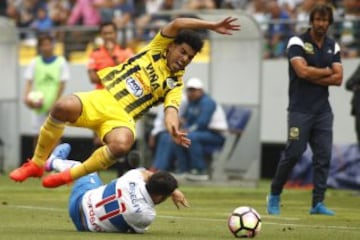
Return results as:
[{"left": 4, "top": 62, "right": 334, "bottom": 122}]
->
[{"left": 71, "top": 89, "right": 136, "bottom": 142}]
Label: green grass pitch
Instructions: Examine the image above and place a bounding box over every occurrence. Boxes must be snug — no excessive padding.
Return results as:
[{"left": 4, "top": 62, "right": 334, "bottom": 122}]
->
[{"left": 1, "top": 171, "right": 359, "bottom": 240}]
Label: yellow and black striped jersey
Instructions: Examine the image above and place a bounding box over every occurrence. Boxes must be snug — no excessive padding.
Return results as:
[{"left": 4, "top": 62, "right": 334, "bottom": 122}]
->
[{"left": 97, "top": 32, "right": 184, "bottom": 120}]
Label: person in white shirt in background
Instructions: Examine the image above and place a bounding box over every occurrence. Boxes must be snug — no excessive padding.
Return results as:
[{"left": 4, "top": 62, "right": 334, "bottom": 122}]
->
[
  {"left": 149, "top": 78, "right": 228, "bottom": 181},
  {"left": 23, "top": 34, "right": 69, "bottom": 150}
]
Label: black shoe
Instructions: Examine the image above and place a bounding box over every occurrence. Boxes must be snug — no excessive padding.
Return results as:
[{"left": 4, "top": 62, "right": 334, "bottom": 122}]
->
[{"left": 127, "top": 150, "right": 141, "bottom": 168}]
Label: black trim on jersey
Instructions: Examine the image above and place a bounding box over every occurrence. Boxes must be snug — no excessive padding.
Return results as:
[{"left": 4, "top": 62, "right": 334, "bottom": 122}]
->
[
  {"left": 133, "top": 111, "right": 147, "bottom": 120},
  {"left": 127, "top": 50, "right": 148, "bottom": 64},
  {"left": 163, "top": 88, "right": 172, "bottom": 97},
  {"left": 106, "top": 65, "right": 141, "bottom": 90},
  {"left": 152, "top": 53, "right": 161, "bottom": 62},
  {"left": 102, "top": 69, "right": 120, "bottom": 82},
  {"left": 162, "top": 79, "right": 168, "bottom": 90},
  {"left": 125, "top": 94, "right": 153, "bottom": 113},
  {"left": 162, "top": 76, "right": 179, "bottom": 90},
  {"left": 152, "top": 98, "right": 164, "bottom": 106},
  {"left": 114, "top": 89, "right": 129, "bottom": 100},
  {"left": 102, "top": 51, "right": 148, "bottom": 82}
]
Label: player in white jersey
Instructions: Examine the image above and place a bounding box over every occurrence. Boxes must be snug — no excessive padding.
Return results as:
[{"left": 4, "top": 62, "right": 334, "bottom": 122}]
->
[{"left": 45, "top": 143, "right": 189, "bottom": 233}]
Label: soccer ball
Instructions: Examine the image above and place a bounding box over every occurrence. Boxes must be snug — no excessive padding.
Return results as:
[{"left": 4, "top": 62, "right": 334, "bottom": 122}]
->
[
  {"left": 27, "top": 91, "right": 44, "bottom": 105},
  {"left": 228, "top": 206, "right": 262, "bottom": 238}
]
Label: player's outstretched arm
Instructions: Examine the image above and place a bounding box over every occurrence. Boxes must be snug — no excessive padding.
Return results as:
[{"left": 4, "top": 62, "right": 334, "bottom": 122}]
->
[
  {"left": 164, "top": 107, "right": 191, "bottom": 148},
  {"left": 161, "top": 16, "right": 240, "bottom": 38},
  {"left": 171, "top": 189, "right": 190, "bottom": 209}
]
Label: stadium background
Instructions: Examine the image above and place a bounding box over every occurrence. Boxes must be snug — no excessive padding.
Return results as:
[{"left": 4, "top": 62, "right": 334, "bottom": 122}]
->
[{"left": 0, "top": 2, "right": 357, "bottom": 183}]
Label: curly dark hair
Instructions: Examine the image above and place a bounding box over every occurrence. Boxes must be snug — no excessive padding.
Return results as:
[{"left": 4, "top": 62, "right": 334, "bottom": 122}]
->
[
  {"left": 174, "top": 29, "right": 204, "bottom": 53},
  {"left": 145, "top": 171, "right": 178, "bottom": 197}
]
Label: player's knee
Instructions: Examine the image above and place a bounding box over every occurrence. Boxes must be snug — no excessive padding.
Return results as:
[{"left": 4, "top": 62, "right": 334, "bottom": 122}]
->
[
  {"left": 51, "top": 96, "right": 81, "bottom": 122},
  {"left": 104, "top": 128, "right": 134, "bottom": 158},
  {"left": 107, "top": 140, "right": 133, "bottom": 158}
]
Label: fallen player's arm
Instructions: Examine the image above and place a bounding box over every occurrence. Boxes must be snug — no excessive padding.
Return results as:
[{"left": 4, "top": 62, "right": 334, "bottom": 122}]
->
[
  {"left": 141, "top": 169, "right": 189, "bottom": 209},
  {"left": 171, "top": 189, "right": 190, "bottom": 209}
]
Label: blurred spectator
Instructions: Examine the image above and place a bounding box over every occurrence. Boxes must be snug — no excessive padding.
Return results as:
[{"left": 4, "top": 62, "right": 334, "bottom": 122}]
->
[
  {"left": 345, "top": 63, "right": 360, "bottom": 147},
  {"left": 132, "top": 0, "right": 146, "bottom": 19},
  {"left": 5, "top": 1, "right": 18, "bottom": 21},
  {"left": 48, "top": 0, "right": 71, "bottom": 26},
  {"left": 265, "top": 0, "right": 293, "bottom": 58},
  {"left": 8, "top": 0, "right": 360, "bottom": 61},
  {"left": 245, "top": 0, "right": 268, "bottom": 31},
  {"left": 334, "top": 0, "right": 360, "bottom": 58},
  {"left": 0, "top": 1, "right": 8, "bottom": 17},
  {"left": 16, "top": 0, "right": 46, "bottom": 28},
  {"left": 222, "top": 0, "right": 249, "bottom": 9},
  {"left": 245, "top": 0, "right": 269, "bottom": 59},
  {"left": 134, "top": 0, "right": 163, "bottom": 35},
  {"left": 23, "top": 34, "right": 69, "bottom": 151},
  {"left": 11, "top": 0, "right": 47, "bottom": 41},
  {"left": 136, "top": 0, "right": 176, "bottom": 41},
  {"left": 30, "top": 6, "right": 53, "bottom": 34},
  {"left": 64, "top": 0, "right": 101, "bottom": 59},
  {"left": 183, "top": 0, "right": 216, "bottom": 10},
  {"left": 93, "top": 0, "right": 135, "bottom": 44},
  {"left": 94, "top": 0, "right": 115, "bottom": 22},
  {"left": 293, "top": 0, "right": 316, "bottom": 33},
  {"left": 46, "top": 0, "right": 71, "bottom": 42},
  {"left": 96, "top": 0, "right": 134, "bottom": 25},
  {"left": 88, "top": 21, "right": 134, "bottom": 89},
  {"left": 113, "top": 0, "right": 135, "bottom": 42},
  {"left": 67, "top": 0, "right": 101, "bottom": 26},
  {"left": 277, "top": 0, "right": 303, "bottom": 16}
]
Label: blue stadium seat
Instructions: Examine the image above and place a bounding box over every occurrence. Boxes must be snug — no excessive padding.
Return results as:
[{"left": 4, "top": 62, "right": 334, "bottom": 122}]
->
[{"left": 204, "top": 105, "right": 252, "bottom": 172}]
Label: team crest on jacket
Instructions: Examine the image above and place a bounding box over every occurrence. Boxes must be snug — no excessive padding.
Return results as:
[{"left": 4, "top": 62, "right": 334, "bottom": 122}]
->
[
  {"left": 289, "top": 127, "right": 299, "bottom": 140},
  {"left": 126, "top": 77, "right": 144, "bottom": 97},
  {"left": 166, "top": 78, "right": 177, "bottom": 89},
  {"left": 304, "top": 42, "right": 314, "bottom": 54}
]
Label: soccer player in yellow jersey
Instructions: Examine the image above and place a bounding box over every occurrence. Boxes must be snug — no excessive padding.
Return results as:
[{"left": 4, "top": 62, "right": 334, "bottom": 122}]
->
[{"left": 10, "top": 16, "right": 240, "bottom": 188}]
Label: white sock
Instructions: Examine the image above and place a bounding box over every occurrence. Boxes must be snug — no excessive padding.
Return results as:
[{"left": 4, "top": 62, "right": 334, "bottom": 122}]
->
[{"left": 51, "top": 158, "right": 80, "bottom": 172}]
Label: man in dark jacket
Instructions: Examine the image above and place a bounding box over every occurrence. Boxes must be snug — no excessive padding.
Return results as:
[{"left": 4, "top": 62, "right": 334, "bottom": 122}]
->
[{"left": 345, "top": 64, "right": 360, "bottom": 147}]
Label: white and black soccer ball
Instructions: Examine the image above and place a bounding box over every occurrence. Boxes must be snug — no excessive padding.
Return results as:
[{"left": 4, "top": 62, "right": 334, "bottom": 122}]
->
[{"left": 228, "top": 206, "right": 262, "bottom": 238}]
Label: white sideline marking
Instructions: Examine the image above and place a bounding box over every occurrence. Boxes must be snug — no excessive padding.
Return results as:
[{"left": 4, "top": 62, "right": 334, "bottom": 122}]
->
[
  {"left": 158, "top": 215, "right": 360, "bottom": 231},
  {"left": 159, "top": 215, "right": 300, "bottom": 222},
  {"left": 262, "top": 215, "right": 300, "bottom": 221},
  {"left": 11, "top": 205, "right": 64, "bottom": 212},
  {"left": 6, "top": 204, "right": 360, "bottom": 231}
]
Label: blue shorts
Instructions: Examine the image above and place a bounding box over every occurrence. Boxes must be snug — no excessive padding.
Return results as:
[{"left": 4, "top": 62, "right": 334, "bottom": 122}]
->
[{"left": 68, "top": 173, "right": 103, "bottom": 231}]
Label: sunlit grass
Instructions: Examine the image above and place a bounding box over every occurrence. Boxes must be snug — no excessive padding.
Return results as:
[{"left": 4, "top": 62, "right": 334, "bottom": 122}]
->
[{"left": 1, "top": 171, "right": 359, "bottom": 240}]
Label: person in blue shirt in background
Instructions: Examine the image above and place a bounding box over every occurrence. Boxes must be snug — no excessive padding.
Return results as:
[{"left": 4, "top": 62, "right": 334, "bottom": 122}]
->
[
  {"left": 148, "top": 95, "right": 187, "bottom": 173},
  {"left": 148, "top": 77, "right": 228, "bottom": 181},
  {"left": 174, "top": 77, "right": 228, "bottom": 181}
]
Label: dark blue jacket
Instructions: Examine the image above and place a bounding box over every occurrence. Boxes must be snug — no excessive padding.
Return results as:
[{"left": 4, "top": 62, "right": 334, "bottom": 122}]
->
[{"left": 182, "top": 93, "right": 216, "bottom": 131}]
